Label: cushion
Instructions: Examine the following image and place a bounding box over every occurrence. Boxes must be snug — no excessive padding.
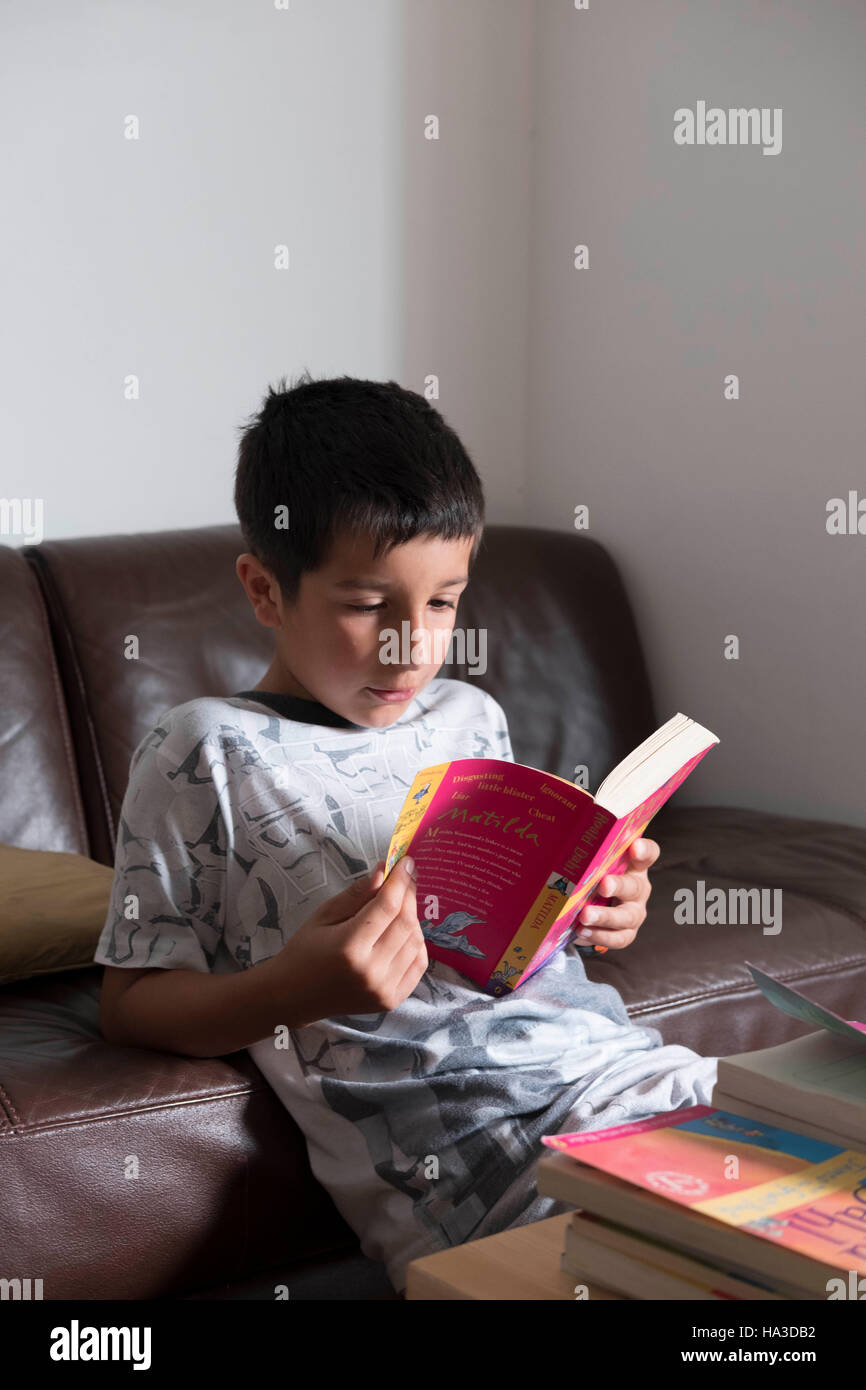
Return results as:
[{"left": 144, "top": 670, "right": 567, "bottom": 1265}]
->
[{"left": 0, "top": 844, "right": 114, "bottom": 985}]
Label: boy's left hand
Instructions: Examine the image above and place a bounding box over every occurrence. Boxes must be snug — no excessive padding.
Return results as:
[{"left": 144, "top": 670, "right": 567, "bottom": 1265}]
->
[{"left": 576, "top": 837, "right": 660, "bottom": 949}]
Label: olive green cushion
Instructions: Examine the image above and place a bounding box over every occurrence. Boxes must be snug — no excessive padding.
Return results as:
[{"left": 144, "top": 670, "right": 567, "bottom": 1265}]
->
[{"left": 0, "top": 843, "right": 114, "bottom": 985}]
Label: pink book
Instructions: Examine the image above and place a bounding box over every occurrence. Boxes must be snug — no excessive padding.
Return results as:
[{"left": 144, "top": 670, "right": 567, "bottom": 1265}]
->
[
  {"left": 539, "top": 1105, "right": 866, "bottom": 1285},
  {"left": 383, "top": 711, "right": 719, "bottom": 995}
]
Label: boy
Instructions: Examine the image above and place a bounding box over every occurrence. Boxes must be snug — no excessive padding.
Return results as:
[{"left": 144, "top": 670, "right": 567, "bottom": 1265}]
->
[{"left": 95, "top": 373, "right": 718, "bottom": 1296}]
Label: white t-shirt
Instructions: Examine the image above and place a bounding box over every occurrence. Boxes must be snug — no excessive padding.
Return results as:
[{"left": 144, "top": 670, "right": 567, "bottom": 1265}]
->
[{"left": 93, "top": 678, "right": 718, "bottom": 1292}]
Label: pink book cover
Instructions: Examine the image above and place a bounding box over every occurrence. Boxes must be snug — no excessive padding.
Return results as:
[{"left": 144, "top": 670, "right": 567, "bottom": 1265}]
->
[
  {"left": 541, "top": 1106, "right": 866, "bottom": 1275},
  {"left": 383, "top": 740, "right": 716, "bottom": 995}
]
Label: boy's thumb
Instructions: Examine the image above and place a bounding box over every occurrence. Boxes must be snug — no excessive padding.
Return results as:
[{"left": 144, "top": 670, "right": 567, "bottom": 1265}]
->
[
  {"left": 369, "top": 856, "right": 416, "bottom": 889},
  {"left": 328, "top": 857, "right": 413, "bottom": 916},
  {"left": 372, "top": 855, "right": 417, "bottom": 904},
  {"left": 348, "top": 858, "right": 392, "bottom": 897},
  {"left": 314, "top": 865, "right": 381, "bottom": 924},
  {"left": 349, "top": 861, "right": 386, "bottom": 898}
]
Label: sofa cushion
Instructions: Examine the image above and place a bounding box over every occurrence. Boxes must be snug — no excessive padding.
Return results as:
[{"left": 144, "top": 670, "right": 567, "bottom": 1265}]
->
[
  {"left": 0, "top": 844, "right": 114, "bottom": 985},
  {"left": 0, "top": 546, "right": 88, "bottom": 855},
  {"left": 586, "top": 805, "right": 866, "bottom": 1056},
  {"left": 0, "top": 966, "right": 362, "bottom": 1298},
  {"left": 22, "top": 526, "right": 274, "bottom": 866}
]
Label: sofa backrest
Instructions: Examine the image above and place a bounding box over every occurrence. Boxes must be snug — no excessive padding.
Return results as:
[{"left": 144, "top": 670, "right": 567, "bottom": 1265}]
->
[
  {"left": 8, "top": 523, "right": 657, "bottom": 865},
  {"left": 21, "top": 525, "right": 271, "bottom": 864}
]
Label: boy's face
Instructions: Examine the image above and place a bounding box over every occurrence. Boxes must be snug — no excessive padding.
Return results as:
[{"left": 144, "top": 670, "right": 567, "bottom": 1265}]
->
[{"left": 236, "top": 528, "right": 476, "bottom": 728}]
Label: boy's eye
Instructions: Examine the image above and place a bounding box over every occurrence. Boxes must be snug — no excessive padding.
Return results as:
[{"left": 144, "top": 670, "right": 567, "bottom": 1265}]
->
[{"left": 345, "top": 600, "right": 456, "bottom": 613}]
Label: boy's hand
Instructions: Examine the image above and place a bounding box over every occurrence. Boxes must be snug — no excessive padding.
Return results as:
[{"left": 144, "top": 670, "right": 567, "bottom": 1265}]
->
[
  {"left": 575, "top": 837, "right": 659, "bottom": 950},
  {"left": 277, "top": 856, "right": 427, "bottom": 1022}
]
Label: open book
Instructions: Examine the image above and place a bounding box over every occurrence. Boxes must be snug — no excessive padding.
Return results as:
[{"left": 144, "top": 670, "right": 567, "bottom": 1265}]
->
[{"left": 383, "top": 711, "right": 719, "bottom": 995}]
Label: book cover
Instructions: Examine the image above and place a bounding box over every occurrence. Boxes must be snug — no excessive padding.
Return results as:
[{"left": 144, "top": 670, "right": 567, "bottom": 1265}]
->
[
  {"left": 382, "top": 737, "right": 716, "bottom": 995},
  {"left": 540, "top": 1105, "right": 866, "bottom": 1278},
  {"left": 744, "top": 961, "right": 866, "bottom": 1046},
  {"left": 710, "top": 1086, "right": 866, "bottom": 1154}
]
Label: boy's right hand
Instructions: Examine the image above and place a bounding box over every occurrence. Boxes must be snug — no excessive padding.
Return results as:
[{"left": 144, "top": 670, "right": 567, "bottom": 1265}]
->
[{"left": 276, "top": 856, "right": 427, "bottom": 1023}]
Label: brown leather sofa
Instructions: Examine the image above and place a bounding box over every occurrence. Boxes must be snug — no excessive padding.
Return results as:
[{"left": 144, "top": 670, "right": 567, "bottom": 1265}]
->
[{"left": 2, "top": 522, "right": 865, "bottom": 1300}]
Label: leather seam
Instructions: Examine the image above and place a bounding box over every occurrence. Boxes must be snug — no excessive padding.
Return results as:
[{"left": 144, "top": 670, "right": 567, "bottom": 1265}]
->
[
  {"left": 22, "top": 548, "right": 116, "bottom": 856},
  {"left": 22, "top": 563, "right": 90, "bottom": 855},
  {"left": 0, "top": 1079, "right": 22, "bottom": 1128},
  {"left": 627, "top": 955, "right": 866, "bottom": 1017},
  {"left": 0, "top": 1081, "right": 271, "bottom": 1138}
]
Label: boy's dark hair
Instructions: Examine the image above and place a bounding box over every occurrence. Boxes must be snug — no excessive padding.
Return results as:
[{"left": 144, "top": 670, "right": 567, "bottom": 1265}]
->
[{"left": 233, "top": 372, "right": 486, "bottom": 600}]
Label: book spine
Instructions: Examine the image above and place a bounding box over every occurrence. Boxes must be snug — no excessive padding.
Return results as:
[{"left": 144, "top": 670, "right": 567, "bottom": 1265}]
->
[
  {"left": 383, "top": 761, "right": 452, "bottom": 871},
  {"left": 486, "top": 800, "right": 609, "bottom": 994},
  {"left": 710, "top": 1087, "right": 866, "bottom": 1154},
  {"left": 560, "top": 804, "right": 619, "bottom": 884},
  {"left": 515, "top": 806, "right": 619, "bottom": 986}
]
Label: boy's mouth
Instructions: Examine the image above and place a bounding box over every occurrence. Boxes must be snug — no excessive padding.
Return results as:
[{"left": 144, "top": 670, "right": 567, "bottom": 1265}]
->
[{"left": 366, "top": 685, "right": 416, "bottom": 703}]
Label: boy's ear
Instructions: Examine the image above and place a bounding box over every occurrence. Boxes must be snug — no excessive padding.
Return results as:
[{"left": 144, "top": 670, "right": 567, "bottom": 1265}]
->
[{"left": 235, "top": 553, "right": 283, "bottom": 628}]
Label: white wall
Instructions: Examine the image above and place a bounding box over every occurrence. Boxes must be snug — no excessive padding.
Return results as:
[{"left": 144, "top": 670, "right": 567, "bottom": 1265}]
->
[
  {"left": 3, "top": 0, "right": 863, "bottom": 825},
  {"left": 526, "top": 0, "right": 866, "bottom": 826},
  {"left": 401, "top": 0, "right": 534, "bottom": 515},
  {"left": 1, "top": 0, "right": 533, "bottom": 547},
  {"left": 1, "top": 0, "right": 412, "bottom": 541}
]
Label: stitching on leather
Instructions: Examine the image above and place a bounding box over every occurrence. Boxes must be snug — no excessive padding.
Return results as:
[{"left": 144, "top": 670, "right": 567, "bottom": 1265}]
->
[
  {"left": 0, "top": 1081, "right": 267, "bottom": 1138},
  {"left": 28, "top": 551, "right": 116, "bottom": 853},
  {"left": 0, "top": 1080, "right": 23, "bottom": 1128},
  {"left": 628, "top": 955, "right": 866, "bottom": 1017},
  {"left": 647, "top": 872, "right": 866, "bottom": 942},
  {"left": 63, "top": 613, "right": 116, "bottom": 850},
  {"left": 24, "top": 561, "right": 90, "bottom": 854}
]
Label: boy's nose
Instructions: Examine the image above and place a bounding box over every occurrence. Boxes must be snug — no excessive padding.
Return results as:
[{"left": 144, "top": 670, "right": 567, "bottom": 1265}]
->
[{"left": 378, "top": 617, "right": 448, "bottom": 668}]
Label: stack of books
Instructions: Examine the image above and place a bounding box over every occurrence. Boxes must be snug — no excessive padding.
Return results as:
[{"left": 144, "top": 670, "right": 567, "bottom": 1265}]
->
[{"left": 536, "top": 964, "right": 866, "bottom": 1300}]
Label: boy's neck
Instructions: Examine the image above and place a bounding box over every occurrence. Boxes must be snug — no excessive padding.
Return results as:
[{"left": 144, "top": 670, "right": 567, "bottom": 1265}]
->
[
  {"left": 235, "top": 687, "right": 365, "bottom": 730},
  {"left": 252, "top": 658, "right": 316, "bottom": 702}
]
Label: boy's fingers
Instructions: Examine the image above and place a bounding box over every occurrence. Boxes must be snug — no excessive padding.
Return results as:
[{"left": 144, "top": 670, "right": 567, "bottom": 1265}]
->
[
  {"left": 313, "top": 861, "right": 389, "bottom": 925},
  {"left": 353, "top": 857, "right": 417, "bottom": 944},
  {"left": 597, "top": 872, "right": 642, "bottom": 902},
  {"left": 629, "top": 837, "right": 660, "bottom": 867},
  {"left": 577, "top": 922, "right": 638, "bottom": 949},
  {"left": 577, "top": 888, "right": 644, "bottom": 943},
  {"left": 579, "top": 900, "right": 644, "bottom": 932}
]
